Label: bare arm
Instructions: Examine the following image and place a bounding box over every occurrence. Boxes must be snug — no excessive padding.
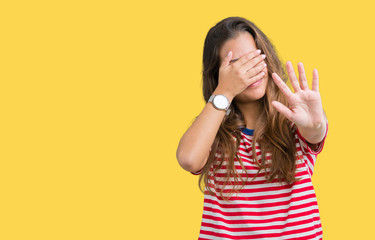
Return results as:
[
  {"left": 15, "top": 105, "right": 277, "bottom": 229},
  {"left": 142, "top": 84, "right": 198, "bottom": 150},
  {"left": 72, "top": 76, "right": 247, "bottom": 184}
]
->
[{"left": 176, "top": 88, "right": 234, "bottom": 173}]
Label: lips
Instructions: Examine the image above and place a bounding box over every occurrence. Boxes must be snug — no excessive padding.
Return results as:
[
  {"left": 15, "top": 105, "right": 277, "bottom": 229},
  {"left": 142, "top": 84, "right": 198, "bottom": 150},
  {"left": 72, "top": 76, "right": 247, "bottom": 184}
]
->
[{"left": 248, "top": 77, "right": 263, "bottom": 88}]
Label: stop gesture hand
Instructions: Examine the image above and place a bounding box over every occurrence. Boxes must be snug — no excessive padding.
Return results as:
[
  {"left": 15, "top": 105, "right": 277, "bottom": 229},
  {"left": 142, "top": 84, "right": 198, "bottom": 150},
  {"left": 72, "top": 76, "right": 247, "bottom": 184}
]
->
[{"left": 271, "top": 61, "right": 327, "bottom": 144}]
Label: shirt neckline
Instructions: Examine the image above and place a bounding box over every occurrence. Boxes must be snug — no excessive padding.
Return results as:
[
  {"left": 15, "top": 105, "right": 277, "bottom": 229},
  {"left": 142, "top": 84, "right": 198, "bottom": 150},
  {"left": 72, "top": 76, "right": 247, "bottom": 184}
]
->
[{"left": 240, "top": 128, "right": 254, "bottom": 136}]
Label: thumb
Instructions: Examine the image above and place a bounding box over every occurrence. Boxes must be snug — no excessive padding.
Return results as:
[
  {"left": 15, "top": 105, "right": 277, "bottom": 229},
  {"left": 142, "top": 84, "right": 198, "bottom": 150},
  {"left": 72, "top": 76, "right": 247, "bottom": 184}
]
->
[
  {"left": 220, "top": 51, "right": 232, "bottom": 69},
  {"left": 272, "top": 101, "right": 294, "bottom": 122}
]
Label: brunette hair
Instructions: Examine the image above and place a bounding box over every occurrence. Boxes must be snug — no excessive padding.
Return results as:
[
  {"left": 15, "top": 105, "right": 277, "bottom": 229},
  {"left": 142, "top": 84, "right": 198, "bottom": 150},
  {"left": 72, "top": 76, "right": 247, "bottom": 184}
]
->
[{"left": 196, "top": 16, "right": 301, "bottom": 201}]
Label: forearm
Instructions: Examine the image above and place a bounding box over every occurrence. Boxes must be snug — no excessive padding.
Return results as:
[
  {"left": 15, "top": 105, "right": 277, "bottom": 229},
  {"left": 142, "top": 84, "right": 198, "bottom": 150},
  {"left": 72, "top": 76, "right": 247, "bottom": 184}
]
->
[
  {"left": 176, "top": 88, "right": 234, "bottom": 172},
  {"left": 297, "top": 110, "right": 328, "bottom": 144}
]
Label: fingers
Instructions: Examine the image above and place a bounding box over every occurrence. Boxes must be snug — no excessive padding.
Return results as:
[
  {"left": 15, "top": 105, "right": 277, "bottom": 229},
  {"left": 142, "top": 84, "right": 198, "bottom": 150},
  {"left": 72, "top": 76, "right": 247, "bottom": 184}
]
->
[
  {"left": 220, "top": 51, "right": 232, "bottom": 69},
  {"left": 286, "top": 61, "right": 301, "bottom": 92},
  {"left": 272, "top": 101, "right": 294, "bottom": 122},
  {"left": 244, "top": 60, "right": 267, "bottom": 80},
  {"left": 246, "top": 70, "right": 266, "bottom": 86},
  {"left": 241, "top": 54, "right": 266, "bottom": 73},
  {"left": 297, "top": 62, "right": 309, "bottom": 90},
  {"left": 272, "top": 72, "right": 294, "bottom": 99},
  {"left": 235, "top": 49, "right": 262, "bottom": 68},
  {"left": 312, "top": 68, "right": 319, "bottom": 91}
]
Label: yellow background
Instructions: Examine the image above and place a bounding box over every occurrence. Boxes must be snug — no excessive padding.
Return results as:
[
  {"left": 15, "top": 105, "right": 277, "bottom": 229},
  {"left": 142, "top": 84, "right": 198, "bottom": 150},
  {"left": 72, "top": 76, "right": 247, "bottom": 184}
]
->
[{"left": 1, "top": 0, "right": 374, "bottom": 239}]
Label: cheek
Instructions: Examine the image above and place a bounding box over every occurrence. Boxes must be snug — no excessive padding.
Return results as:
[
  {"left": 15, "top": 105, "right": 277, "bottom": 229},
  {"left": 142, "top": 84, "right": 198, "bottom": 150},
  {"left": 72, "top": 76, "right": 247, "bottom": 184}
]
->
[
  {"left": 263, "top": 73, "right": 269, "bottom": 88},
  {"left": 261, "top": 67, "right": 268, "bottom": 80},
  {"left": 263, "top": 67, "right": 268, "bottom": 78}
]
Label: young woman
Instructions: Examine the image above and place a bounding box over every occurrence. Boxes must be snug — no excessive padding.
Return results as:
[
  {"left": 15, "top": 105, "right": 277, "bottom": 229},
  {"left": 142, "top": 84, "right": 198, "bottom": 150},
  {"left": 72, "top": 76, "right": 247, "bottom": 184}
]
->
[{"left": 176, "top": 16, "right": 328, "bottom": 240}]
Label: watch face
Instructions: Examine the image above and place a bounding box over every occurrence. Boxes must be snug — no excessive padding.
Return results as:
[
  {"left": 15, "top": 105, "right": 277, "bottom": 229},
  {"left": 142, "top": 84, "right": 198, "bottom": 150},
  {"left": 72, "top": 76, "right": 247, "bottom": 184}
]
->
[{"left": 213, "top": 95, "right": 229, "bottom": 109}]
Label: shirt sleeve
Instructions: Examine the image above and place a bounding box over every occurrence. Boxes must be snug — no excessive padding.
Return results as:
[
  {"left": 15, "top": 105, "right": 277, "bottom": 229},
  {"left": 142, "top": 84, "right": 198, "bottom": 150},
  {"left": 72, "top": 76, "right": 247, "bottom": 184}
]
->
[
  {"left": 190, "top": 146, "right": 211, "bottom": 175},
  {"left": 190, "top": 168, "right": 203, "bottom": 175},
  {"left": 295, "top": 120, "right": 328, "bottom": 176},
  {"left": 296, "top": 121, "right": 328, "bottom": 155}
]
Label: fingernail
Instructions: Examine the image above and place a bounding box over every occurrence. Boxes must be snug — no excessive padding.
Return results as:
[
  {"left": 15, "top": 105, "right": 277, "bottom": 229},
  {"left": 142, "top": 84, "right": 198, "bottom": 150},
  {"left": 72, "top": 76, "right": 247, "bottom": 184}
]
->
[
  {"left": 227, "top": 51, "right": 232, "bottom": 56},
  {"left": 257, "top": 49, "right": 261, "bottom": 54}
]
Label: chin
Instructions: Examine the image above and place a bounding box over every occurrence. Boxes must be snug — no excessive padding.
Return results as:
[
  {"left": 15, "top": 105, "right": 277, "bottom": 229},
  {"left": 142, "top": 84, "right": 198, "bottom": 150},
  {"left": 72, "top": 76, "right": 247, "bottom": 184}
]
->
[{"left": 237, "top": 91, "right": 266, "bottom": 102}]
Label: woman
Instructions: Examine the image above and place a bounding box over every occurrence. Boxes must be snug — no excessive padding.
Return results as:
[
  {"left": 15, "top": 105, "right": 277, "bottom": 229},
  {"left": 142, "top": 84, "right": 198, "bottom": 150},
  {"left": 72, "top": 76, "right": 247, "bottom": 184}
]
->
[{"left": 176, "top": 16, "right": 328, "bottom": 239}]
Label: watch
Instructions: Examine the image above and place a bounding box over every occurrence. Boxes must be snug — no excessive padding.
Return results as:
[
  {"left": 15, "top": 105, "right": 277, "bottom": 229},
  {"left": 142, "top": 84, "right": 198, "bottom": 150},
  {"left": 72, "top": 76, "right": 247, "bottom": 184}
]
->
[{"left": 208, "top": 94, "right": 231, "bottom": 115}]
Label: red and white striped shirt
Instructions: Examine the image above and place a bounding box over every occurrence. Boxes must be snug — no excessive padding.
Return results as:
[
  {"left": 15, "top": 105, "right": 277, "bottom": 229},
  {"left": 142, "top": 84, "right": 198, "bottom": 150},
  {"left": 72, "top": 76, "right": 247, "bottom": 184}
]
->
[{"left": 190, "top": 122, "right": 328, "bottom": 240}]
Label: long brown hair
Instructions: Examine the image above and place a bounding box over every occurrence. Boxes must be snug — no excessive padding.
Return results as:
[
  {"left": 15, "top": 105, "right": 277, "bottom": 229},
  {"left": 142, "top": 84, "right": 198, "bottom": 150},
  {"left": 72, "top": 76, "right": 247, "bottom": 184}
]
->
[{"left": 197, "top": 16, "right": 301, "bottom": 201}]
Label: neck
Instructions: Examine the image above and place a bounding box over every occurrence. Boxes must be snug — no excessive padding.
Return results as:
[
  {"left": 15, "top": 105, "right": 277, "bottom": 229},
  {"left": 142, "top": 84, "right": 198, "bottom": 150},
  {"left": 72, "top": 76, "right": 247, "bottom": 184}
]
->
[{"left": 235, "top": 99, "right": 262, "bottom": 130}]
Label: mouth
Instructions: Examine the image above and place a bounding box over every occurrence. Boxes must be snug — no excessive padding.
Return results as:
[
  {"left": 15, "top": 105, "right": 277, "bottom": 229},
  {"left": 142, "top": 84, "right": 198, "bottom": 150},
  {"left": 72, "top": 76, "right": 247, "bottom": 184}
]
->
[{"left": 247, "top": 76, "right": 263, "bottom": 88}]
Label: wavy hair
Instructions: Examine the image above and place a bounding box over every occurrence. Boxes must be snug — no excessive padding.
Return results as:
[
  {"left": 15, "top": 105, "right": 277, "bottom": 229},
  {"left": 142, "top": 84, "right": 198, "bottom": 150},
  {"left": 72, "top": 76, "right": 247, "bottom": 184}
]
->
[{"left": 196, "top": 16, "right": 301, "bottom": 201}]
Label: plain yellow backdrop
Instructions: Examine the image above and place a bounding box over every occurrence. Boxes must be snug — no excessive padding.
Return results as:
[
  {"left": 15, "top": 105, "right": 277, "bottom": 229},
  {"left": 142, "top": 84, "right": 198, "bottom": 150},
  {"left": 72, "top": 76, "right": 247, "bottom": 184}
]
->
[{"left": 1, "top": 0, "right": 374, "bottom": 239}]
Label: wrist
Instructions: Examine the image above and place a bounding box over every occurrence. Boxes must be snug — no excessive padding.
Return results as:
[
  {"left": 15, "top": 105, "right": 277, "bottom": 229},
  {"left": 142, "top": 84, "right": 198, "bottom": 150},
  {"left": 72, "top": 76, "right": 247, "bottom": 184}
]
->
[
  {"left": 212, "top": 87, "right": 234, "bottom": 103},
  {"left": 297, "top": 117, "right": 327, "bottom": 144}
]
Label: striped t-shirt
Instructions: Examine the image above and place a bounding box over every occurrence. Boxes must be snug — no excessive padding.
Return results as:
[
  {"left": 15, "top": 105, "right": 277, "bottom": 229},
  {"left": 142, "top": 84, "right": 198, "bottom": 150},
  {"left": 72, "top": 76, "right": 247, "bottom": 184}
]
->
[{"left": 190, "top": 122, "right": 328, "bottom": 240}]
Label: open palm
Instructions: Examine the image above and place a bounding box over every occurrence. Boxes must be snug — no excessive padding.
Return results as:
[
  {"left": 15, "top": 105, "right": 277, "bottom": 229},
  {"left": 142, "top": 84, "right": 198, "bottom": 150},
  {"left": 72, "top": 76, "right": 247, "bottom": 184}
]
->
[{"left": 271, "top": 61, "right": 324, "bottom": 129}]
